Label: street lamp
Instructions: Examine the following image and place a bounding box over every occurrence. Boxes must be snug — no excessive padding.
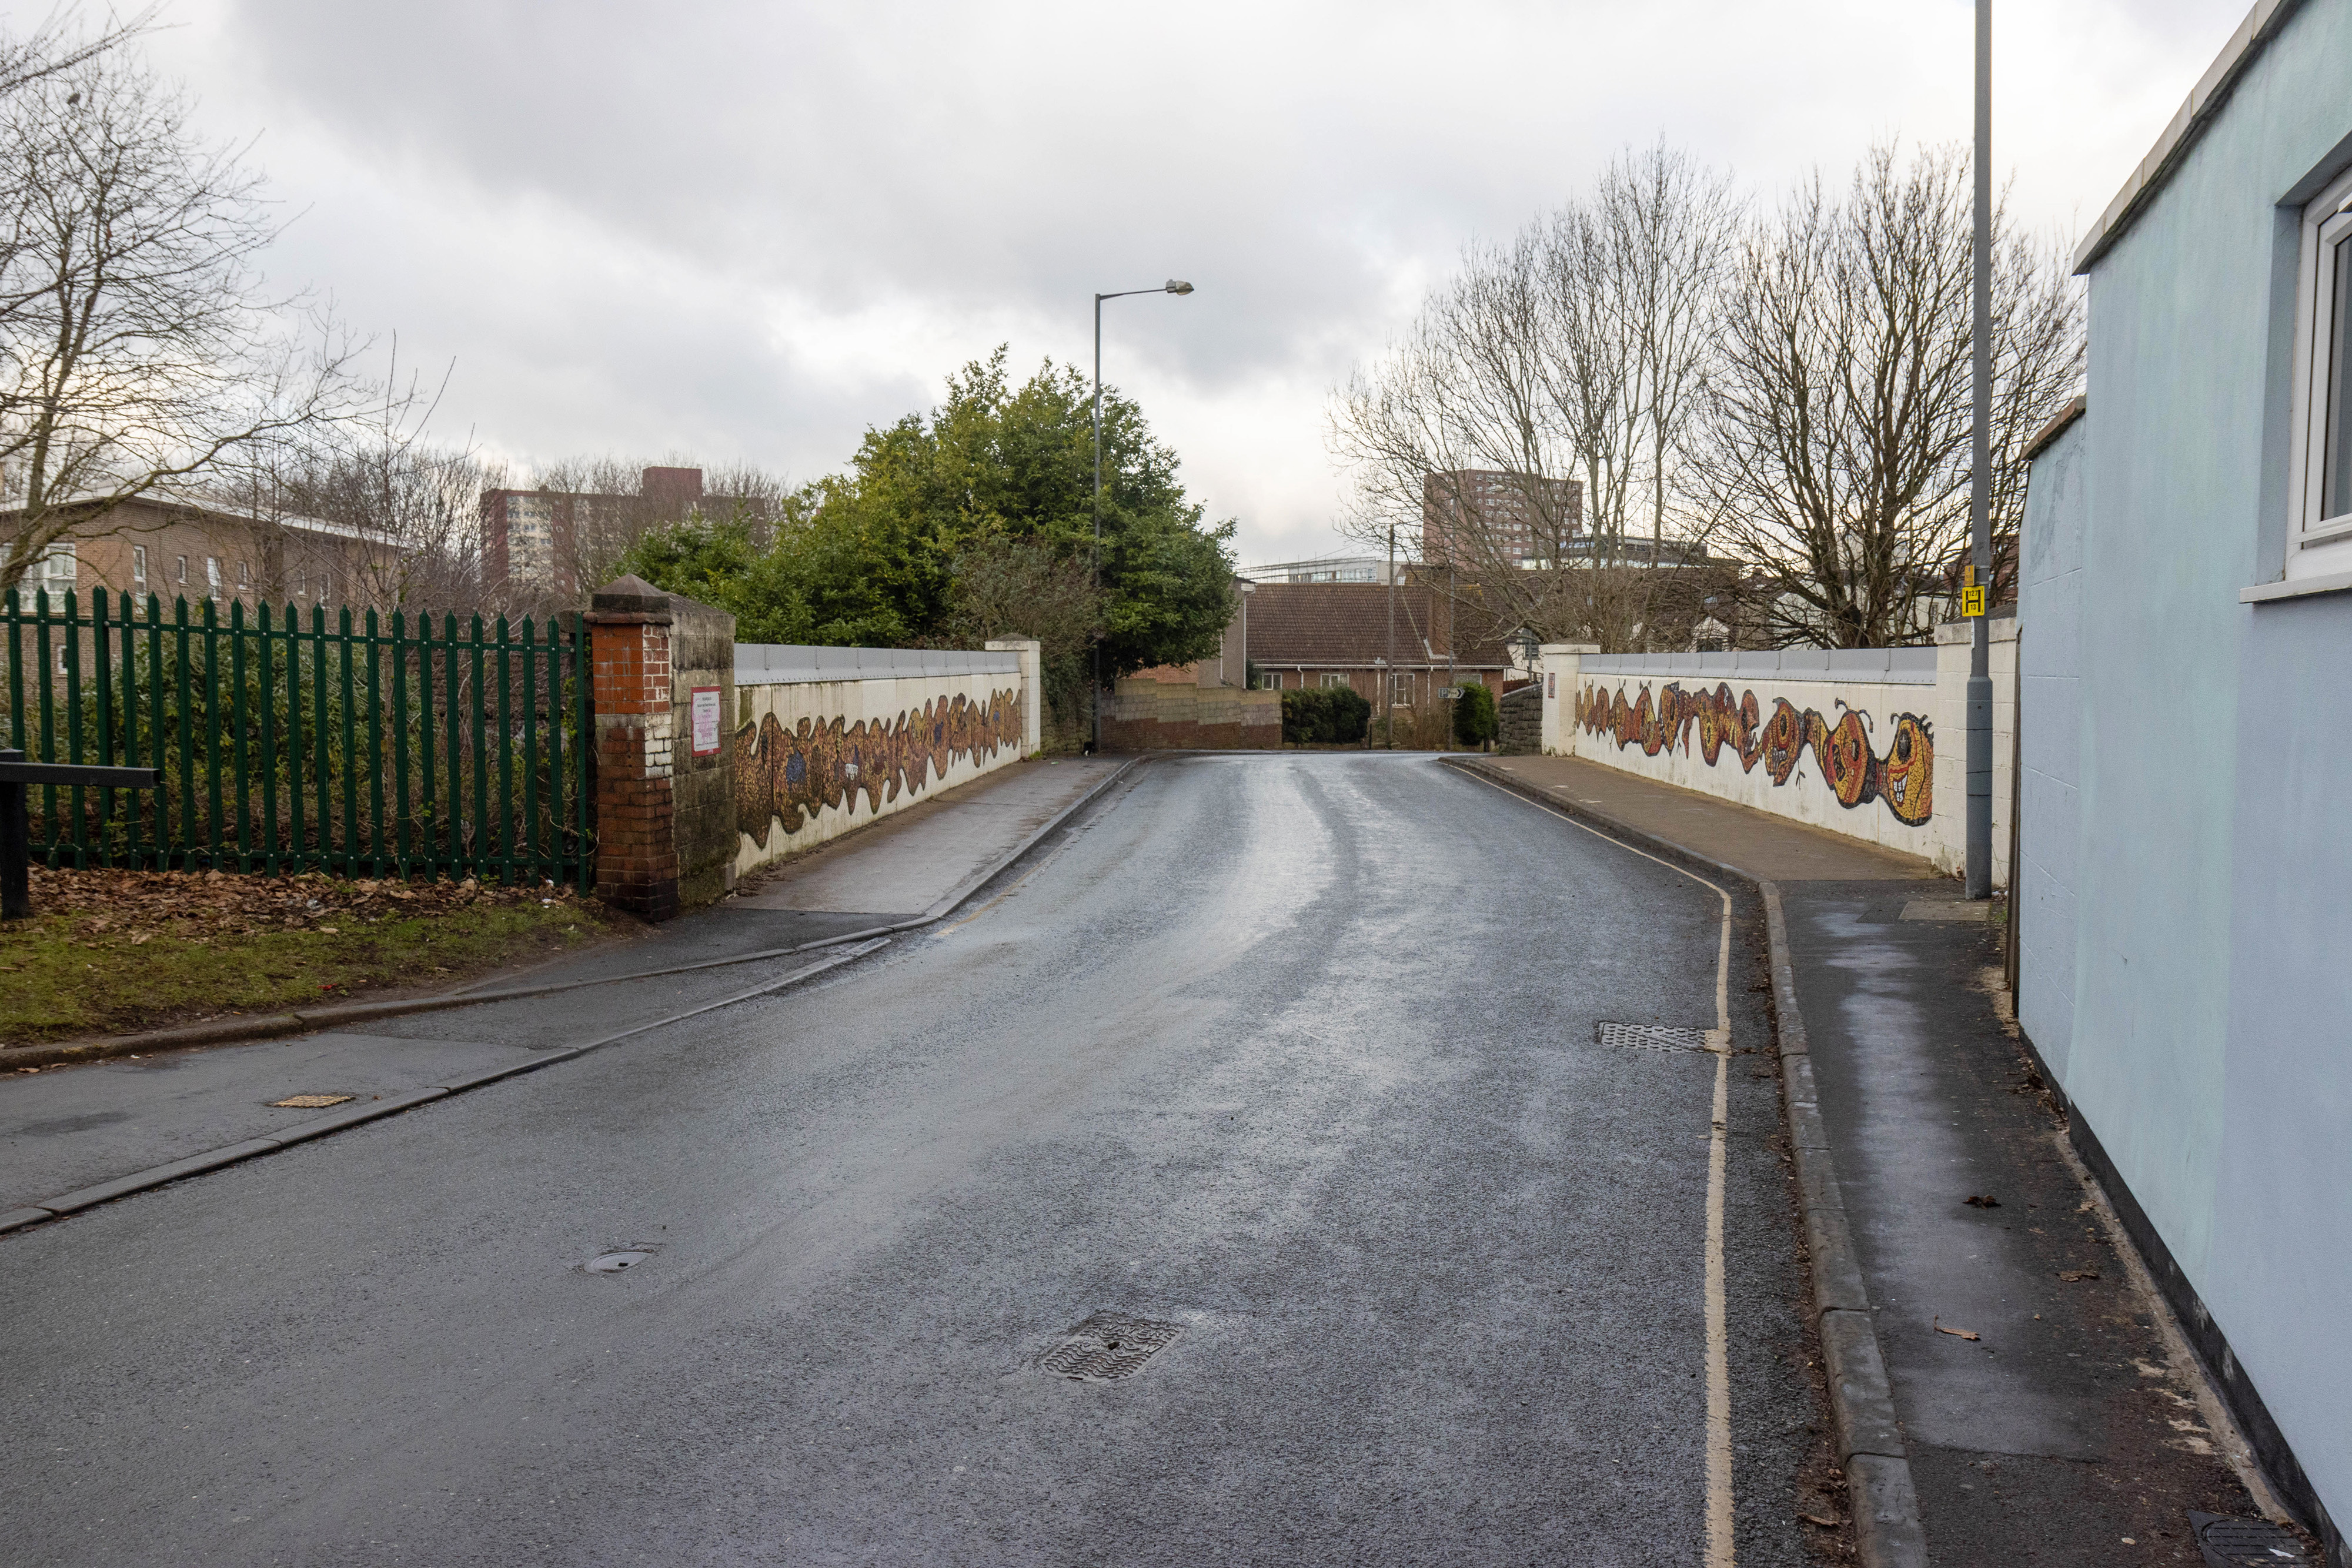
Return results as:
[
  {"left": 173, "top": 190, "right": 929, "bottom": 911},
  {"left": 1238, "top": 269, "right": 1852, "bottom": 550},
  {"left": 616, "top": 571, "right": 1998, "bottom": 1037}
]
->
[{"left": 1092, "top": 280, "right": 1194, "bottom": 751}]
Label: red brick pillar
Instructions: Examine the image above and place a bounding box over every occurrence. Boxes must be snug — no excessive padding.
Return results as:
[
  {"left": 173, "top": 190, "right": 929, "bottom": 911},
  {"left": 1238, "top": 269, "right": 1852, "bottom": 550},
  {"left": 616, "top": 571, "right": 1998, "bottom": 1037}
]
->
[{"left": 587, "top": 576, "right": 680, "bottom": 920}]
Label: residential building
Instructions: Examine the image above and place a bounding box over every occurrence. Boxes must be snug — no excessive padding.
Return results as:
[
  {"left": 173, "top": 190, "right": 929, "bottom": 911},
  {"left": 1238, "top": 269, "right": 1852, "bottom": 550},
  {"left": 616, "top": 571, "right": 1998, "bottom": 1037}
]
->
[
  {"left": 2016, "top": 5, "right": 2352, "bottom": 1558},
  {"left": 3, "top": 495, "right": 403, "bottom": 616},
  {"left": 1242, "top": 580, "right": 1511, "bottom": 708},
  {"left": 481, "top": 465, "right": 743, "bottom": 598},
  {"left": 1421, "top": 469, "right": 1581, "bottom": 567}
]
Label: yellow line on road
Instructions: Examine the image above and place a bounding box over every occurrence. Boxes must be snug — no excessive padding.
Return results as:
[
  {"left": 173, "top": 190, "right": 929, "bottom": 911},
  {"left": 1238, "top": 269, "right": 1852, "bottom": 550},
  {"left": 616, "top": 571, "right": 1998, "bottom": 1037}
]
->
[{"left": 1456, "top": 768, "right": 1738, "bottom": 1568}]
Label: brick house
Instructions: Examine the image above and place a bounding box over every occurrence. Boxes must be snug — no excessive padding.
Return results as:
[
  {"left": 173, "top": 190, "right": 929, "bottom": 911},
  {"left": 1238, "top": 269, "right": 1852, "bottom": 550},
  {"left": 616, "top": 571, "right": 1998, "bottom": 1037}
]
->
[
  {"left": 1244, "top": 580, "right": 1512, "bottom": 710},
  {"left": 4, "top": 495, "right": 404, "bottom": 615}
]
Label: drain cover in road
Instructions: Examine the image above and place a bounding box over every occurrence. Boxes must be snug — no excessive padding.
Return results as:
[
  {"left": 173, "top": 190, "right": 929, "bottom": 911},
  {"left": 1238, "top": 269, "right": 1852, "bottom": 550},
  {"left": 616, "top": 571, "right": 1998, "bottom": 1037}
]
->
[
  {"left": 585, "top": 1249, "right": 654, "bottom": 1274},
  {"left": 2189, "top": 1511, "right": 2308, "bottom": 1566},
  {"left": 1039, "top": 1312, "right": 1182, "bottom": 1380},
  {"left": 1596, "top": 1022, "right": 1711, "bottom": 1052},
  {"left": 269, "top": 1094, "right": 354, "bottom": 1108}
]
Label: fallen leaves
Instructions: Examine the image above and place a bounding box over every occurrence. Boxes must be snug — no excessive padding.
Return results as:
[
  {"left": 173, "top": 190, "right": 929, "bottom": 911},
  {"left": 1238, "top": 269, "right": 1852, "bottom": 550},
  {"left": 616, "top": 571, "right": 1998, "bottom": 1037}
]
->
[
  {"left": 1963, "top": 1194, "right": 2001, "bottom": 1208},
  {"left": 1800, "top": 1513, "right": 1843, "bottom": 1529},
  {"left": 2059, "top": 1269, "right": 2102, "bottom": 1283},
  {"left": 1933, "top": 1317, "right": 1981, "bottom": 1341},
  {"left": 21, "top": 864, "right": 578, "bottom": 944}
]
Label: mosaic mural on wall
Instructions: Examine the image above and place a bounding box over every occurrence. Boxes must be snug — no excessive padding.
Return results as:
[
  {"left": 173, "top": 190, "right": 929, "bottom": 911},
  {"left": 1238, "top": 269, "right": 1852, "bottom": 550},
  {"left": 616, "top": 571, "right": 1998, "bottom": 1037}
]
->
[
  {"left": 734, "top": 687, "right": 1024, "bottom": 847},
  {"left": 1576, "top": 680, "right": 1933, "bottom": 827}
]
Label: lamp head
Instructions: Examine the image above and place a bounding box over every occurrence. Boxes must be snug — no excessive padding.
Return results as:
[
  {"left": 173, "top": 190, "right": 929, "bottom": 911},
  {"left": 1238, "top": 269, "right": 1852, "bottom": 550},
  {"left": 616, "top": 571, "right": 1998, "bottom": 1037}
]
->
[{"left": 1165, "top": 279, "right": 1195, "bottom": 295}]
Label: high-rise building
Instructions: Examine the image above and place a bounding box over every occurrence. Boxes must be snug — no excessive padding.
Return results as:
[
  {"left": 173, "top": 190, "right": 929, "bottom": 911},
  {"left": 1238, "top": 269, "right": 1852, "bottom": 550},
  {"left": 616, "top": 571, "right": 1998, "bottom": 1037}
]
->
[
  {"left": 480, "top": 467, "right": 719, "bottom": 598},
  {"left": 1420, "top": 469, "right": 1581, "bottom": 567}
]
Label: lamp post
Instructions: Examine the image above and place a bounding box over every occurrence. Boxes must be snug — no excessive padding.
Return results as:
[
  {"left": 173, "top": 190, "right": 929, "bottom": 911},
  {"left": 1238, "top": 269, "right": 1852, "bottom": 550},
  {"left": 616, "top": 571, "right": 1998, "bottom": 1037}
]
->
[
  {"left": 1093, "top": 279, "right": 1195, "bottom": 751},
  {"left": 1965, "top": 0, "right": 1993, "bottom": 898}
]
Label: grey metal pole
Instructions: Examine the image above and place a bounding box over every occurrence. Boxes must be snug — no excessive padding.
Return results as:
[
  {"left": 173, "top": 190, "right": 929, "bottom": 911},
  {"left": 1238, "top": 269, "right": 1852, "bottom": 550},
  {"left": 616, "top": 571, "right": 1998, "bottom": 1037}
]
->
[
  {"left": 1093, "top": 292, "right": 1104, "bottom": 754},
  {"left": 1385, "top": 521, "right": 1396, "bottom": 747},
  {"left": 1965, "top": 0, "right": 1995, "bottom": 900}
]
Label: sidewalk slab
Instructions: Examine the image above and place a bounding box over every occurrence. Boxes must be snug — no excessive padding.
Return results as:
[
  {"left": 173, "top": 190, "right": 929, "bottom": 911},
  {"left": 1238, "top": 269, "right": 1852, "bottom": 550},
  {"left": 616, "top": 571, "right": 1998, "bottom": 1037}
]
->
[
  {"left": 1462, "top": 754, "right": 2278, "bottom": 1564},
  {"left": 733, "top": 755, "right": 1124, "bottom": 914},
  {"left": 0, "top": 1032, "right": 539, "bottom": 1212},
  {"left": 1484, "top": 754, "right": 1940, "bottom": 882}
]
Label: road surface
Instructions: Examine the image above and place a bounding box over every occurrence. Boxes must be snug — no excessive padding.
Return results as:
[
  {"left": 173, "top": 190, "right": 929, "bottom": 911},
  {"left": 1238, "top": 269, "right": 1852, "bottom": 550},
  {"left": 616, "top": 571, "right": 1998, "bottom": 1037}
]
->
[{"left": 0, "top": 753, "right": 1824, "bottom": 1566}]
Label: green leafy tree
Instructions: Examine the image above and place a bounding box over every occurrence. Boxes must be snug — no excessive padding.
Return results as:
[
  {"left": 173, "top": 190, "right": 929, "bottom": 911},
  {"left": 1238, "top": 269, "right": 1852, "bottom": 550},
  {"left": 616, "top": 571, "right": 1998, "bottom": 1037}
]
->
[
  {"left": 1452, "top": 682, "right": 1498, "bottom": 747},
  {"left": 616, "top": 349, "right": 1235, "bottom": 744}
]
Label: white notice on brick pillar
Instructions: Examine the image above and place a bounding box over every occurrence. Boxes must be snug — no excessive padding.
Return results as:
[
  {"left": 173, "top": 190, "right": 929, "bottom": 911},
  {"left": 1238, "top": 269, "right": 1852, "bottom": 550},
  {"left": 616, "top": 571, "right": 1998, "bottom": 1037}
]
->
[{"left": 691, "top": 686, "right": 721, "bottom": 757}]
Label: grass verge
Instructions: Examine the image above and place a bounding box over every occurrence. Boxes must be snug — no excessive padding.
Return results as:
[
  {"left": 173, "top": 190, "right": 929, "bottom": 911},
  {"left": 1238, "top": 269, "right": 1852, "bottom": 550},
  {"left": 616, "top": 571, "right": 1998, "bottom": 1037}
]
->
[{"left": 1, "top": 868, "right": 630, "bottom": 1047}]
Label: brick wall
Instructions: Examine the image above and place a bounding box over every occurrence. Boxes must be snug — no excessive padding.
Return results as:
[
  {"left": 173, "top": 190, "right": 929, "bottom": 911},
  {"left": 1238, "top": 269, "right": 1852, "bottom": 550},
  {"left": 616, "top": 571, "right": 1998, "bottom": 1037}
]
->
[{"left": 587, "top": 574, "right": 736, "bottom": 920}]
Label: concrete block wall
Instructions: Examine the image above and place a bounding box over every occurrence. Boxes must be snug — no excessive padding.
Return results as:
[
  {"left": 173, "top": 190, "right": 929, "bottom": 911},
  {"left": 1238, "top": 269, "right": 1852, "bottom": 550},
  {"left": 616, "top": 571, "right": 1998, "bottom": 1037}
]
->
[{"left": 1100, "top": 678, "right": 1281, "bottom": 750}]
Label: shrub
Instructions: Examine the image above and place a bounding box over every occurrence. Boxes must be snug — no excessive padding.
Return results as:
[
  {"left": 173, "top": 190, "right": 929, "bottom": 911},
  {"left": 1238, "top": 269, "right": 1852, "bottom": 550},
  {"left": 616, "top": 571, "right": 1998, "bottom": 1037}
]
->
[
  {"left": 1452, "top": 681, "right": 1498, "bottom": 747},
  {"left": 1280, "top": 686, "right": 1371, "bottom": 745}
]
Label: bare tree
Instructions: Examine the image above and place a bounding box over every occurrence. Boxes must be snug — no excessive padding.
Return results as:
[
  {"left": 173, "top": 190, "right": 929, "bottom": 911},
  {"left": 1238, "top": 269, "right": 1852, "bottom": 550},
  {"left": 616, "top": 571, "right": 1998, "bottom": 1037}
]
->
[
  {"left": 1693, "top": 143, "right": 2082, "bottom": 647},
  {"left": 1328, "top": 145, "right": 1736, "bottom": 652},
  {"left": 0, "top": 44, "right": 365, "bottom": 595}
]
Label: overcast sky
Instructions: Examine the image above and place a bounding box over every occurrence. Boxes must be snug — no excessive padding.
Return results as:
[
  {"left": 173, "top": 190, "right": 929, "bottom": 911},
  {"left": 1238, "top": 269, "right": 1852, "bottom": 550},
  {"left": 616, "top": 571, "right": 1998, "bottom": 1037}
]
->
[{"left": 106, "top": 0, "right": 2249, "bottom": 568}]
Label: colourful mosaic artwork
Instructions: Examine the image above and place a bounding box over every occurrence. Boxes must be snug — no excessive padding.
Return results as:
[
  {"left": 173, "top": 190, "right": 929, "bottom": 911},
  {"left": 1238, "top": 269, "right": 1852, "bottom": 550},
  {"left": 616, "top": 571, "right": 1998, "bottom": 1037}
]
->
[
  {"left": 1575, "top": 680, "right": 1933, "bottom": 827},
  {"left": 734, "top": 687, "right": 1024, "bottom": 847}
]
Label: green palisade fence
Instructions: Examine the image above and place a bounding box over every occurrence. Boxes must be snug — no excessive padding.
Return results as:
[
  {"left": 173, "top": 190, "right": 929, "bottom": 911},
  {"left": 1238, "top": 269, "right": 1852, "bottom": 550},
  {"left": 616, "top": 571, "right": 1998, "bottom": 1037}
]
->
[{"left": 2, "top": 588, "right": 595, "bottom": 890}]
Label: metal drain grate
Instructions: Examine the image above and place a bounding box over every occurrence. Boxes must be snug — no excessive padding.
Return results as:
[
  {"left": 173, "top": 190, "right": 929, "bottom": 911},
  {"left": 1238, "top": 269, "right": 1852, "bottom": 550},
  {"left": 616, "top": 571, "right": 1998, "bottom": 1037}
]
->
[
  {"left": 269, "top": 1094, "right": 353, "bottom": 1108},
  {"left": 2190, "top": 1512, "right": 2308, "bottom": 1566},
  {"left": 1596, "top": 1022, "right": 1712, "bottom": 1053},
  {"left": 1038, "top": 1311, "right": 1182, "bottom": 1380}
]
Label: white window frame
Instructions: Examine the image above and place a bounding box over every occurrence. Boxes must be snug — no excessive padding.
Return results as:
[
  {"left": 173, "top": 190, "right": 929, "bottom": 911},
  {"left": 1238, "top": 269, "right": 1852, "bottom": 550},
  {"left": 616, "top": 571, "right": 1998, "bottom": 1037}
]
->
[
  {"left": 2286, "top": 165, "right": 2352, "bottom": 579},
  {"left": 1320, "top": 672, "right": 1351, "bottom": 690},
  {"left": 132, "top": 544, "right": 147, "bottom": 584}
]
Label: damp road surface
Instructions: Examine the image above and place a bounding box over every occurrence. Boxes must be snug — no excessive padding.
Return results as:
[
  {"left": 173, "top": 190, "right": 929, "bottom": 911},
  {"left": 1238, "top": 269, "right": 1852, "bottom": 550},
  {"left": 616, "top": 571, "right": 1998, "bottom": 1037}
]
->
[{"left": 0, "top": 753, "right": 1825, "bottom": 1567}]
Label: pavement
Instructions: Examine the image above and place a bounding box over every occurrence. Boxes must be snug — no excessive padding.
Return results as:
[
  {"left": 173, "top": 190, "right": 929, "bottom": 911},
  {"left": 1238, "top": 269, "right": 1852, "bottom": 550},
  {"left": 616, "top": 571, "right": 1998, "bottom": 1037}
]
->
[
  {"left": 0, "top": 752, "right": 1833, "bottom": 1566},
  {"left": 0, "top": 754, "right": 1128, "bottom": 1231},
  {"left": 1475, "top": 754, "right": 2288, "bottom": 1567}
]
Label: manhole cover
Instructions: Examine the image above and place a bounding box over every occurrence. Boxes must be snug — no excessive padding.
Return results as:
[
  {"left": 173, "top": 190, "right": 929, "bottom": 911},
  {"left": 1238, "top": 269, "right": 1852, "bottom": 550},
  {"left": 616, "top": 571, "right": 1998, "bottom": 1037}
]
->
[
  {"left": 1039, "top": 1311, "right": 1182, "bottom": 1380},
  {"left": 269, "top": 1094, "right": 354, "bottom": 1108},
  {"left": 1596, "top": 1022, "right": 1711, "bottom": 1052},
  {"left": 584, "top": 1249, "right": 654, "bottom": 1274},
  {"left": 2190, "top": 1511, "right": 2308, "bottom": 1566}
]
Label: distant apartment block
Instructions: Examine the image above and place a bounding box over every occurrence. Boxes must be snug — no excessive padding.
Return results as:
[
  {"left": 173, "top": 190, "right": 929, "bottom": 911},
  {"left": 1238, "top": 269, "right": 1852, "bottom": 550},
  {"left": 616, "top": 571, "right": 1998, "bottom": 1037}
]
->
[
  {"left": 1420, "top": 469, "right": 1581, "bottom": 567},
  {"left": 480, "top": 466, "right": 717, "bottom": 598}
]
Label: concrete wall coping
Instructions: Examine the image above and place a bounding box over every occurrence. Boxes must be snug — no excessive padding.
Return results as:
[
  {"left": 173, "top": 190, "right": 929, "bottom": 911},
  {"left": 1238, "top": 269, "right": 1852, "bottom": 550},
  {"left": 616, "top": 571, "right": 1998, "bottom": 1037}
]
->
[
  {"left": 734, "top": 644, "right": 1021, "bottom": 685},
  {"left": 1578, "top": 648, "right": 1939, "bottom": 686}
]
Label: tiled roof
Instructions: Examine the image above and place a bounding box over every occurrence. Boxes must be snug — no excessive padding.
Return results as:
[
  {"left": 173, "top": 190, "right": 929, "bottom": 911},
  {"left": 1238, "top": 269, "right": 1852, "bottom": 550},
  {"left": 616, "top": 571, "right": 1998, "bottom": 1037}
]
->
[{"left": 1245, "top": 582, "right": 1509, "bottom": 668}]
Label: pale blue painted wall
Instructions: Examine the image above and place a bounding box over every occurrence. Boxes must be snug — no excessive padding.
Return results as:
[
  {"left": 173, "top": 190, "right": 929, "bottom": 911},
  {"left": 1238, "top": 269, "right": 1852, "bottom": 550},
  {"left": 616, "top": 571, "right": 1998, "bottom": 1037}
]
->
[
  {"left": 2016, "top": 417, "right": 2083, "bottom": 1080},
  {"left": 2023, "top": 0, "right": 2352, "bottom": 1524}
]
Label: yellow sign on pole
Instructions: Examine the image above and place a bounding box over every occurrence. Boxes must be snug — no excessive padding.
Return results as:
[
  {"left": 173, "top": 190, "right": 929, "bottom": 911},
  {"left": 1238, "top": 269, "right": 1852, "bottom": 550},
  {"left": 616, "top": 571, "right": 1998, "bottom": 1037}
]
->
[{"left": 1962, "top": 584, "right": 1987, "bottom": 617}]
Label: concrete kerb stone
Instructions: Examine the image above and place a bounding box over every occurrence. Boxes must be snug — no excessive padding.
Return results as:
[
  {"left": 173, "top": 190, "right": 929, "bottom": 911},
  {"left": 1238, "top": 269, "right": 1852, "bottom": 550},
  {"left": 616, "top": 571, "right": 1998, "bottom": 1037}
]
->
[
  {"left": 1439, "top": 755, "right": 1927, "bottom": 1568},
  {"left": 2, "top": 758, "right": 1146, "bottom": 1074}
]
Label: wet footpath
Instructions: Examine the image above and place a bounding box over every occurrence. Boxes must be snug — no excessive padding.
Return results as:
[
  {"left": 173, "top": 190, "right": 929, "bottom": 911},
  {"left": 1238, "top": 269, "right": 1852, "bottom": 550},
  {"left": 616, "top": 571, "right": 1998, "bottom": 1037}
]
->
[
  {"left": 0, "top": 755, "right": 1130, "bottom": 1232},
  {"left": 1468, "top": 754, "right": 2303, "bottom": 1568}
]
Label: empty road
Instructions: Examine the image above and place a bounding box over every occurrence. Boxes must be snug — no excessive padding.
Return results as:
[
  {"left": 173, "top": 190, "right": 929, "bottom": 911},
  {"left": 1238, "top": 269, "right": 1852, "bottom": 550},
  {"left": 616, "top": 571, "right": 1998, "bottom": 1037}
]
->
[{"left": 1, "top": 753, "right": 1825, "bottom": 1566}]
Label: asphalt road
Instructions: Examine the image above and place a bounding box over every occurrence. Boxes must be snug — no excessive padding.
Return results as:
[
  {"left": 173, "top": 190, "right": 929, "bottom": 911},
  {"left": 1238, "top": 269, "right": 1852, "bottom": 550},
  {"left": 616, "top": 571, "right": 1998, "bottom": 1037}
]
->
[{"left": 0, "top": 753, "right": 1822, "bottom": 1566}]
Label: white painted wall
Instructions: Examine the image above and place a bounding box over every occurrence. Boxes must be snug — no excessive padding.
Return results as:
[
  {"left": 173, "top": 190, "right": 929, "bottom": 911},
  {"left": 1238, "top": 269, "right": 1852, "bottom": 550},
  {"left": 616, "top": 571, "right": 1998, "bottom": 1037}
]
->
[
  {"left": 731, "top": 645, "right": 1031, "bottom": 879},
  {"left": 1537, "top": 631, "right": 2016, "bottom": 883}
]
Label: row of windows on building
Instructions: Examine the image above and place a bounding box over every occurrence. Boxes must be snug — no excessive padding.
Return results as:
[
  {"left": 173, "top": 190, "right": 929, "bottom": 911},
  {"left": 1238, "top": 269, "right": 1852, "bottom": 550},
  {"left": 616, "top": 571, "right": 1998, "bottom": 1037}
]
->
[
  {"left": 23, "top": 543, "right": 333, "bottom": 603},
  {"left": 1252, "top": 670, "right": 1479, "bottom": 701}
]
